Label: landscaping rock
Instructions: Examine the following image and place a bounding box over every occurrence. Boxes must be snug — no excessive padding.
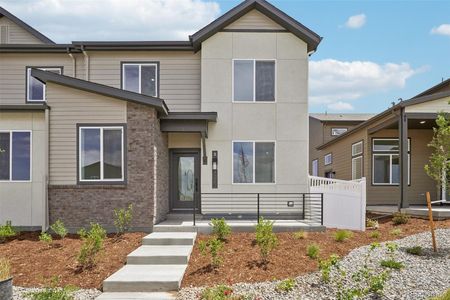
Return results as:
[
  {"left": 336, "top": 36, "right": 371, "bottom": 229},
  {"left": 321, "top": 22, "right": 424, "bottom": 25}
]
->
[
  {"left": 177, "top": 229, "right": 450, "bottom": 300},
  {"left": 13, "top": 286, "right": 102, "bottom": 300}
]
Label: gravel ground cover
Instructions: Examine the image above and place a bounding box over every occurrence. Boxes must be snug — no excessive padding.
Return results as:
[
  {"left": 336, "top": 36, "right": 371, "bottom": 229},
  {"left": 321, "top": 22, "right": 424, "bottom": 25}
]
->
[
  {"left": 13, "top": 286, "right": 101, "bottom": 300},
  {"left": 178, "top": 229, "right": 450, "bottom": 300}
]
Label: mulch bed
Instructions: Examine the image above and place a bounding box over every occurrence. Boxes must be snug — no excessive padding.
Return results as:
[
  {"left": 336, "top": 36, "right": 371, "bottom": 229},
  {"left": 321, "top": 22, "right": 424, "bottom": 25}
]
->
[
  {"left": 182, "top": 217, "right": 450, "bottom": 287},
  {"left": 0, "top": 232, "right": 145, "bottom": 289}
]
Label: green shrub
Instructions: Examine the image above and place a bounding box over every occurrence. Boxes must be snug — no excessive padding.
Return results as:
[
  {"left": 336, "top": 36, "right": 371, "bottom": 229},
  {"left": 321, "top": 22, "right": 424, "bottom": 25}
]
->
[
  {"left": 390, "top": 228, "right": 402, "bottom": 236},
  {"left": 25, "top": 277, "right": 77, "bottom": 300},
  {"left": 429, "top": 289, "right": 450, "bottom": 300},
  {"left": 211, "top": 218, "right": 231, "bottom": 241},
  {"left": 275, "top": 278, "right": 296, "bottom": 293},
  {"left": 366, "top": 218, "right": 379, "bottom": 229},
  {"left": 199, "top": 237, "right": 224, "bottom": 269},
  {"left": 369, "top": 230, "right": 381, "bottom": 239},
  {"left": 380, "top": 259, "right": 404, "bottom": 269},
  {"left": 0, "top": 257, "right": 11, "bottom": 281},
  {"left": 200, "top": 285, "right": 236, "bottom": 300},
  {"left": 406, "top": 246, "right": 423, "bottom": 256},
  {"left": 113, "top": 204, "right": 133, "bottom": 235},
  {"left": 39, "top": 232, "right": 53, "bottom": 245},
  {"left": 392, "top": 212, "right": 409, "bottom": 225},
  {"left": 255, "top": 218, "right": 278, "bottom": 263},
  {"left": 319, "top": 254, "right": 339, "bottom": 282},
  {"left": 306, "top": 243, "right": 320, "bottom": 259},
  {"left": 77, "top": 223, "right": 106, "bottom": 268},
  {"left": 293, "top": 230, "right": 307, "bottom": 240},
  {"left": 334, "top": 230, "right": 353, "bottom": 242},
  {"left": 50, "top": 219, "right": 68, "bottom": 239},
  {"left": 0, "top": 221, "right": 17, "bottom": 243}
]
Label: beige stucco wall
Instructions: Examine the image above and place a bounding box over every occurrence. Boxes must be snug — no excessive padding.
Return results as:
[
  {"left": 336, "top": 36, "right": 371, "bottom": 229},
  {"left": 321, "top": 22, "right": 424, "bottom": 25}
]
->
[
  {"left": 200, "top": 31, "right": 309, "bottom": 194},
  {"left": 0, "top": 112, "right": 46, "bottom": 227},
  {"left": 0, "top": 16, "right": 44, "bottom": 44}
]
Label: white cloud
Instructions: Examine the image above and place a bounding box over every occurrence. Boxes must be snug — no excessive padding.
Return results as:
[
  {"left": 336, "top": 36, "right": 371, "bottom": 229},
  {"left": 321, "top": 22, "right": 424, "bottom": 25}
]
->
[
  {"left": 310, "top": 59, "right": 422, "bottom": 107},
  {"left": 431, "top": 24, "right": 450, "bottom": 37},
  {"left": 0, "top": 0, "right": 221, "bottom": 42},
  {"left": 327, "top": 101, "right": 354, "bottom": 111},
  {"left": 344, "top": 14, "right": 366, "bottom": 29}
]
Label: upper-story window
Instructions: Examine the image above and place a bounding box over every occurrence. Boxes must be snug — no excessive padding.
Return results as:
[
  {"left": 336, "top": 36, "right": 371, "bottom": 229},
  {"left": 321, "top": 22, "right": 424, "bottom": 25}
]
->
[
  {"left": 324, "top": 153, "right": 332, "bottom": 166},
  {"left": 26, "top": 67, "right": 62, "bottom": 102},
  {"left": 233, "top": 59, "right": 275, "bottom": 102},
  {"left": 0, "top": 131, "right": 31, "bottom": 182},
  {"left": 122, "top": 63, "right": 158, "bottom": 97},
  {"left": 331, "top": 128, "right": 348, "bottom": 136}
]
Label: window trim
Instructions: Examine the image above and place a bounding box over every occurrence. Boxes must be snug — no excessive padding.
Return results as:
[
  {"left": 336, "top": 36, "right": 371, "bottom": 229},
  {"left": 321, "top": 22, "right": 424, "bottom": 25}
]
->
[
  {"left": 331, "top": 127, "right": 348, "bottom": 136},
  {"left": 352, "top": 140, "right": 363, "bottom": 156},
  {"left": 324, "top": 153, "right": 333, "bottom": 166},
  {"left": 0, "top": 130, "right": 32, "bottom": 182},
  {"left": 231, "top": 140, "right": 276, "bottom": 184},
  {"left": 77, "top": 124, "right": 127, "bottom": 185},
  {"left": 352, "top": 156, "right": 363, "bottom": 180},
  {"left": 351, "top": 140, "right": 364, "bottom": 180},
  {"left": 25, "top": 66, "right": 63, "bottom": 103},
  {"left": 312, "top": 159, "right": 319, "bottom": 177},
  {"left": 121, "top": 61, "right": 160, "bottom": 97},
  {"left": 232, "top": 59, "right": 277, "bottom": 103}
]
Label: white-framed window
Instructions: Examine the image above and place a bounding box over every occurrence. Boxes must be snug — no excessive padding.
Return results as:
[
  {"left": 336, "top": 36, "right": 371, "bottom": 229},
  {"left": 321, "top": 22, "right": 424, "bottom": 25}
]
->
[
  {"left": 0, "top": 130, "right": 32, "bottom": 182},
  {"left": 312, "top": 159, "right": 318, "bottom": 176},
  {"left": 232, "top": 141, "right": 275, "bottom": 184},
  {"left": 352, "top": 141, "right": 363, "bottom": 156},
  {"left": 324, "top": 153, "right": 332, "bottom": 166},
  {"left": 79, "top": 126, "right": 125, "bottom": 182},
  {"left": 122, "top": 63, "right": 158, "bottom": 97},
  {"left": 233, "top": 59, "right": 276, "bottom": 102},
  {"left": 372, "top": 138, "right": 410, "bottom": 185},
  {"left": 26, "top": 67, "right": 62, "bottom": 102},
  {"left": 331, "top": 128, "right": 348, "bottom": 136},
  {"left": 351, "top": 140, "right": 364, "bottom": 180}
]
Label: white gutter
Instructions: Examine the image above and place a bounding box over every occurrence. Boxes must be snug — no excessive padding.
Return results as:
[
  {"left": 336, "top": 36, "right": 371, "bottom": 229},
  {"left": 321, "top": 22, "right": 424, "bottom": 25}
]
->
[
  {"left": 68, "top": 51, "right": 76, "bottom": 77},
  {"left": 82, "top": 46, "right": 89, "bottom": 81}
]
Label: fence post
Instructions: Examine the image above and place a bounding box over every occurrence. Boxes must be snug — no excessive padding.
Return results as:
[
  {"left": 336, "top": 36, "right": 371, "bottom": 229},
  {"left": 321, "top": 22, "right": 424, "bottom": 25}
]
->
[
  {"left": 302, "top": 194, "right": 305, "bottom": 220},
  {"left": 320, "top": 193, "right": 324, "bottom": 225},
  {"left": 257, "top": 193, "right": 260, "bottom": 223}
]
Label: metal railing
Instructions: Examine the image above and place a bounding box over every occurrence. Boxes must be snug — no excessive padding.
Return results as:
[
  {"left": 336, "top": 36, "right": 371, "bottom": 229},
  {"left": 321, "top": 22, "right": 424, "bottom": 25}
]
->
[{"left": 194, "top": 193, "right": 323, "bottom": 225}]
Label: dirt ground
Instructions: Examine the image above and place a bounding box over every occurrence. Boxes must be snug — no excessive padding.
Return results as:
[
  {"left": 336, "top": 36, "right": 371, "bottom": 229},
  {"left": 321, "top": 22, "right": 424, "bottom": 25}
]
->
[
  {"left": 182, "top": 217, "right": 450, "bottom": 287},
  {"left": 0, "top": 232, "right": 145, "bottom": 289}
]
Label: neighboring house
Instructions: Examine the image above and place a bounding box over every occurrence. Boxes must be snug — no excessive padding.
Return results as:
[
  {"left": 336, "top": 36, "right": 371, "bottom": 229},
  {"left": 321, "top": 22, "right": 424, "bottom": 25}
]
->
[
  {"left": 309, "top": 113, "right": 374, "bottom": 177},
  {"left": 0, "top": 1, "right": 322, "bottom": 231},
  {"left": 314, "top": 79, "right": 450, "bottom": 208}
]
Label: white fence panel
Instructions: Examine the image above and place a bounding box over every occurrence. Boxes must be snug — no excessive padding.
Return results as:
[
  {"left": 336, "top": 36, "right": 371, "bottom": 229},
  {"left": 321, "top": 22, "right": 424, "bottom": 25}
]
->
[{"left": 309, "top": 176, "right": 366, "bottom": 231}]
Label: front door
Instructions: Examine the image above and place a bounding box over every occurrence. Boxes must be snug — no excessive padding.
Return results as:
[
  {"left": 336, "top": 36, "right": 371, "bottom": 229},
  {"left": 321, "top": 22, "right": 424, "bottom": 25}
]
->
[{"left": 169, "top": 149, "right": 200, "bottom": 211}]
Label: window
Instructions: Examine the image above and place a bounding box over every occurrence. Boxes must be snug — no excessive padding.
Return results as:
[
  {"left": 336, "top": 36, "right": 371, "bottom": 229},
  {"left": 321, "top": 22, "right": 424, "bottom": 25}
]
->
[
  {"left": 324, "top": 153, "right": 332, "bottom": 166},
  {"left": 372, "top": 138, "right": 410, "bottom": 185},
  {"left": 312, "top": 159, "right": 318, "bottom": 176},
  {"left": 233, "top": 59, "right": 275, "bottom": 102},
  {"left": 79, "top": 126, "right": 124, "bottom": 182},
  {"left": 0, "top": 131, "right": 31, "bottom": 181},
  {"left": 233, "top": 141, "right": 275, "bottom": 183},
  {"left": 26, "top": 67, "right": 62, "bottom": 102},
  {"left": 352, "top": 141, "right": 363, "bottom": 180},
  {"left": 331, "top": 128, "right": 348, "bottom": 136},
  {"left": 122, "top": 63, "right": 158, "bottom": 97}
]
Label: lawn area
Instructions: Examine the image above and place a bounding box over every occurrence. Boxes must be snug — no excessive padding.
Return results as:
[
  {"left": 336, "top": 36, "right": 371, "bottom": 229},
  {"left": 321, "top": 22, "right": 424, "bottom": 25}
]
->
[
  {"left": 0, "top": 231, "right": 145, "bottom": 289},
  {"left": 182, "top": 216, "right": 450, "bottom": 287}
]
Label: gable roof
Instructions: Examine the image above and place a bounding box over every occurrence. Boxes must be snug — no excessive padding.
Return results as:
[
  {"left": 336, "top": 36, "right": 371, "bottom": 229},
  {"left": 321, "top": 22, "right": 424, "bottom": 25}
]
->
[
  {"left": 412, "top": 78, "right": 450, "bottom": 98},
  {"left": 190, "top": 0, "right": 322, "bottom": 52},
  {"left": 31, "top": 69, "right": 169, "bottom": 115},
  {"left": 0, "top": 6, "right": 54, "bottom": 44},
  {"left": 310, "top": 113, "right": 375, "bottom": 122}
]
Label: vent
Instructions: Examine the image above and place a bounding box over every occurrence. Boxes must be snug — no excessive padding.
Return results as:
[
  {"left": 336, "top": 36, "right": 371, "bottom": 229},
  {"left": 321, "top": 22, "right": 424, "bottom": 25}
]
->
[{"left": 0, "top": 25, "right": 9, "bottom": 44}]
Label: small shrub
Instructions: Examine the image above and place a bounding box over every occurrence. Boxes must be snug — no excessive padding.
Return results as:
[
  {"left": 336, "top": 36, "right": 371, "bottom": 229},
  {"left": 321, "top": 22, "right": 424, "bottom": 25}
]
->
[
  {"left": 275, "top": 278, "right": 296, "bottom": 293},
  {"left": 390, "top": 228, "right": 402, "bottom": 236},
  {"left": 0, "top": 257, "right": 11, "bottom": 280},
  {"left": 293, "top": 230, "right": 307, "bottom": 240},
  {"left": 50, "top": 219, "right": 68, "bottom": 239},
  {"left": 392, "top": 212, "right": 409, "bottom": 225},
  {"left": 211, "top": 218, "right": 231, "bottom": 241},
  {"left": 199, "top": 237, "right": 224, "bottom": 269},
  {"left": 39, "top": 232, "right": 53, "bottom": 245},
  {"left": 429, "top": 288, "right": 450, "bottom": 300},
  {"left": 319, "top": 254, "right": 339, "bottom": 282},
  {"left": 200, "top": 285, "right": 237, "bottom": 300},
  {"left": 366, "top": 217, "right": 379, "bottom": 229},
  {"left": 25, "top": 277, "right": 76, "bottom": 300},
  {"left": 113, "top": 204, "right": 133, "bottom": 235},
  {"left": 406, "top": 246, "right": 423, "bottom": 256},
  {"left": 380, "top": 259, "right": 404, "bottom": 269},
  {"left": 369, "top": 230, "right": 381, "bottom": 239},
  {"left": 255, "top": 218, "right": 278, "bottom": 263},
  {"left": 334, "top": 230, "right": 353, "bottom": 242},
  {"left": 0, "top": 221, "right": 17, "bottom": 243},
  {"left": 306, "top": 243, "right": 320, "bottom": 259},
  {"left": 77, "top": 223, "right": 106, "bottom": 268}
]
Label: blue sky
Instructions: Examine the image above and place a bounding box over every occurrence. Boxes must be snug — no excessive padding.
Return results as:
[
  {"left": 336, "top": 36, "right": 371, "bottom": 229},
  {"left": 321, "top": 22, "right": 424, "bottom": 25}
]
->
[{"left": 1, "top": 0, "right": 449, "bottom": 113}]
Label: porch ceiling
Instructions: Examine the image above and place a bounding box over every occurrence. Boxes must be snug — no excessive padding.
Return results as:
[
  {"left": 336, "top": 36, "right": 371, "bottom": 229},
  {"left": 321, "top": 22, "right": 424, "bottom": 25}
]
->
[{"left": 368, "top": 113, "right": 438, "bottom": 134}]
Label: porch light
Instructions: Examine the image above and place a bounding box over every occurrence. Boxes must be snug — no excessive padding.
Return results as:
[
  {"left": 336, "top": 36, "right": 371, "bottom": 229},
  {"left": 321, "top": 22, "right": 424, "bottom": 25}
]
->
[{"left": 420, "top": 120, "right": 426, "bottom": 124}]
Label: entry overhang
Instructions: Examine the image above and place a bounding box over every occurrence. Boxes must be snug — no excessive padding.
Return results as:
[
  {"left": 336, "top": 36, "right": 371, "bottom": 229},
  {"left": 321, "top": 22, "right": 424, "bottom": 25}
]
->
[{"left": 159, "top": 112, "right": 217, "bottom": 138}]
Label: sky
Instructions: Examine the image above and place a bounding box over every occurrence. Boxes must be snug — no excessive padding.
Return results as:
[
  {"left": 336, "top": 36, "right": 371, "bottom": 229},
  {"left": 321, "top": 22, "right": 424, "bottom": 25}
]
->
[{"left": 1, "top": 0, "right": 449, "bottom": 114}]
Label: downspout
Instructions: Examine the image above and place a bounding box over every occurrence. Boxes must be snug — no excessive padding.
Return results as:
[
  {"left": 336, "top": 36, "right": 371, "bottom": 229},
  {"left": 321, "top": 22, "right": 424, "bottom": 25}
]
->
[
  {"left": 82, "top": 45, "right": 89, "bottom": 81},
  {"left": 42, "top": 107, "right": 50, "bottom": 232},
  {"left": 67, "top": 48, "right": 76, "bottom": 77}
]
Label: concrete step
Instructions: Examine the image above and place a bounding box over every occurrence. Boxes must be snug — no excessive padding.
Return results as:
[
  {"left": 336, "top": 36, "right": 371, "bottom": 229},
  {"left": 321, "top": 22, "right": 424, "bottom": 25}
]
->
[
  {"left": 153, "top": 224, "right": 197, "bottom": 232},
  {"left": 127, "top": 245, "right": 193, "bottom": 265},
  {"left": 103, "top": 265, "right": 187, "bottom": 293},
  {"left": 96, "top": 292, "right": 176, "bottom": 300},
  {"left": 142, "top": 232, "right": 197, "bottom": 246}
]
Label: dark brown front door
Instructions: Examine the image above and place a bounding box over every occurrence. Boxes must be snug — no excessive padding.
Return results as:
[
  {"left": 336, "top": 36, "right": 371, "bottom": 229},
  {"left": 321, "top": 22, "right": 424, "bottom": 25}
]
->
[{"left": 169, "top": 149, "right": 200, "bottom": 211}]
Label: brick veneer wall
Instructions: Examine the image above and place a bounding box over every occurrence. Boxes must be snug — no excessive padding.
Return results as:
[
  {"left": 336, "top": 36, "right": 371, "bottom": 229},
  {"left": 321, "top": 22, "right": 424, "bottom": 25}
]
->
[{"left": 48, "top": 102, "right": 169, "bottom": 232}]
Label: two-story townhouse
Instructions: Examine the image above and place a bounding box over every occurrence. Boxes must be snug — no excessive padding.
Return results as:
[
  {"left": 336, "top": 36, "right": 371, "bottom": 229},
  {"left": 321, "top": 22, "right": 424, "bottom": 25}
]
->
[{"left": 0, "top": 0, "right": 322, "bottom": 231}]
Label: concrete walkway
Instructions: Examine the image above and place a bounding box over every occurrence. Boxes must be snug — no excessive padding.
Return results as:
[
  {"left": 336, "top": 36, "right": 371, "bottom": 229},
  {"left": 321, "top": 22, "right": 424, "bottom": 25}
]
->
[{"left": 97, "top": 232, "right": 197, "bottom": 300}]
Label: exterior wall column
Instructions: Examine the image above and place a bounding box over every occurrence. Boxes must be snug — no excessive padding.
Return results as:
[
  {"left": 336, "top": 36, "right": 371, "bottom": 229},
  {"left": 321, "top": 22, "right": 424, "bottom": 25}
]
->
[{"left": 399, "top": 108, "right": 409, "bottom": 208}]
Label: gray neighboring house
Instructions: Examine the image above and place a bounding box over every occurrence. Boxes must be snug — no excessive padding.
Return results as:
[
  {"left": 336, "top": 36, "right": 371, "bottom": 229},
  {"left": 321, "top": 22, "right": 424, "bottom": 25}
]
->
[{"left": 0, "top": 0, "right": 322, "bottom": 231}]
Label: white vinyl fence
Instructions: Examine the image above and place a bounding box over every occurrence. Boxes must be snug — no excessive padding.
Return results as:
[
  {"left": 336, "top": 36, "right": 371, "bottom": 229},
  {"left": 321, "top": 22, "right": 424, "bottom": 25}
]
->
[{"left": 309, "top": 176, "right": 366, "bottom": 231}]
